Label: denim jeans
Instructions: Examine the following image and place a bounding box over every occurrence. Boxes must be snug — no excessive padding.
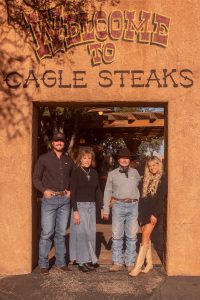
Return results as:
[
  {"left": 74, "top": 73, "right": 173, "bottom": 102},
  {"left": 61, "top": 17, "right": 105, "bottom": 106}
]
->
[
  {"left": 69, "top": 202, "right": 97, "bottom": 264},
  {"left": 112, "top": 201, "right": 138, "bottom": 266},
  {"left": 39, "top": 195, "right": 70, "bottom": 268}
]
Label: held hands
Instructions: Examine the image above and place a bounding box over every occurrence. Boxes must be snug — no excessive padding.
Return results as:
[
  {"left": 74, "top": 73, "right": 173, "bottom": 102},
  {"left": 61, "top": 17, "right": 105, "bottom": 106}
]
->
[
  {"left": 150, "top": 215, "right": 158, "bottom": 226},
  {"left": 102, "top": 211, "right": 109, "bottom": 220},
  {"left": 74, "top": 211, "right": 80, "bottom": 225}
]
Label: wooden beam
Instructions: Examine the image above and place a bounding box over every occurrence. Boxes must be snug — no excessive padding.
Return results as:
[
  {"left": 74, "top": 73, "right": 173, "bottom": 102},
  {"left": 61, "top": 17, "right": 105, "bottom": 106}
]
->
[
  {"left": 80, "top": 119, "right": 164, "bottom": 128},
  {"left": 96, "top": 132, "right": 164, "bottom": 139},
  {"left": 128, "top": 114, "right": 136, "bottom": 124},
  {"left": 149, "top": 113, "right": 158, "bottom": 123},
  {"left": 107, "top": 114, "right": 116, "bottom": 124},
  {"left": 102, "top": 119, "right": 164, "bottom": 128}
]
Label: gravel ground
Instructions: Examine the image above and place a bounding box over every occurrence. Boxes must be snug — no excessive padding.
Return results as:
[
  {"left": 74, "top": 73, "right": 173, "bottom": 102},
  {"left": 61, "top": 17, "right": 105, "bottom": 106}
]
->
[{"left": 0, "top": 265, "right": 166, "bottom": 300}]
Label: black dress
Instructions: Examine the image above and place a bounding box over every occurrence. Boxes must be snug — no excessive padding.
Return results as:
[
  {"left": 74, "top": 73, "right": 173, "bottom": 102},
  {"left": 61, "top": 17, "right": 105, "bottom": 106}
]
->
[{"left": 138, "top": 175, "right": 167, "bottom": 226}]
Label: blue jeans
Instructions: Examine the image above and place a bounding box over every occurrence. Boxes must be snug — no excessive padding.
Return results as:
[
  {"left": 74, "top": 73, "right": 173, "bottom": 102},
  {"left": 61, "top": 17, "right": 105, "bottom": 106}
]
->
[
  {"left": 39, "top": 195, "right": 70, "bottom": 268},
  {"left": 112, "top": 201, "right": 138, "bottom": 266},
  {"left": 70, "top": 202, "right": 97, "bottom": 264}
]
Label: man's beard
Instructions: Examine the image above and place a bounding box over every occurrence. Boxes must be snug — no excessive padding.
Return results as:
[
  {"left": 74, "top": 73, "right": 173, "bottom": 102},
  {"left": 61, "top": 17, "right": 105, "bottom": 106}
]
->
[{"left": 53, "top": 146, "right": 64, "bottom": 152}]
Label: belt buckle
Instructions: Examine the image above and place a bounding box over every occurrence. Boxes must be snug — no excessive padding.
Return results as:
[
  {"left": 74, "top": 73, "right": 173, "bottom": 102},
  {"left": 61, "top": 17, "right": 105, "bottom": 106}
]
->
[
  {"left": 55, "top": 191, "right": 65, "bottom": 196},
  {"left": 126, "top": 199, "right": 132, "bottom": 203},
  {"left": 125, "top": 199, "right": 137, "bottom": 203}
]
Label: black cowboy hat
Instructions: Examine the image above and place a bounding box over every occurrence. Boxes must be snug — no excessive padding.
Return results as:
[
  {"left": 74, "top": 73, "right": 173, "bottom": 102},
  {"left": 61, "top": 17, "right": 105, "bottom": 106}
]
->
[
  {"left": 52, "top": 132, "right": 66, "bottom": 142},
  {"left": 118, "top": 148, "right": 133, "bottom": 158}
]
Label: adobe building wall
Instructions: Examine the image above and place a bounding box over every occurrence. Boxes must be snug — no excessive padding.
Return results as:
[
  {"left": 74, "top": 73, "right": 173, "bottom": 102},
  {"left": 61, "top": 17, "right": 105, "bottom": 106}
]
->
[{"left": 0, "top": 0, "right": 200, "bottom": 275}]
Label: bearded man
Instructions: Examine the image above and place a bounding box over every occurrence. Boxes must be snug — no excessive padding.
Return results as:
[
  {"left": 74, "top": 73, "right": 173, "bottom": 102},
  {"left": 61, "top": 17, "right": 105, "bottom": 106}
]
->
[{"left": 33, "top": 132, "right": 74, "bottom": 274}]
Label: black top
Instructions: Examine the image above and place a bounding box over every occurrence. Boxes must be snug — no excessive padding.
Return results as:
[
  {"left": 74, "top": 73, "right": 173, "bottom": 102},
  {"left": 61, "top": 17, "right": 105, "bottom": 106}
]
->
[
  {"left": 33, "top": 150, "right": 74, "bottom": 193},
  {"left": 138, "top": 175, "right": 167, "bottom": 225},
  {"left": 70, "top": 166, "right": 103, "bottom": 211}
]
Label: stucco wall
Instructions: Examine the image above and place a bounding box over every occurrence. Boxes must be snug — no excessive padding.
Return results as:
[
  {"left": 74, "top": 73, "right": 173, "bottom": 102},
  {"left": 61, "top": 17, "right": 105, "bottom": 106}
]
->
[
  {"left": 0, "top": 0, "right": 200, "bottom": 275},
  {"left": 0, "top": 101, "right": 33, "bottom": 274}
]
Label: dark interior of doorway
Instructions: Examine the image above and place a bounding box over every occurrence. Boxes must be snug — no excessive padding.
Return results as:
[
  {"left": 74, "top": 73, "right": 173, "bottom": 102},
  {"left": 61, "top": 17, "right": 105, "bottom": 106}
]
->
[{"left": 33, "top": 103, "right": 167, "bottom": 269}]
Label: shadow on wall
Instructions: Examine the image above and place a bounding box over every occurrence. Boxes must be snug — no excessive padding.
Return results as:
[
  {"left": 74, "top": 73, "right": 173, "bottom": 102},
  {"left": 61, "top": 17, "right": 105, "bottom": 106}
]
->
[
  {"left": 0, "top": 0, "right": 120, "bottom": 141},
  {"left": 0, "top": 1, "right": 36, "bottom": 140},
  {"left": 0, "top": 0, "right": 102, "bottom": 140}
]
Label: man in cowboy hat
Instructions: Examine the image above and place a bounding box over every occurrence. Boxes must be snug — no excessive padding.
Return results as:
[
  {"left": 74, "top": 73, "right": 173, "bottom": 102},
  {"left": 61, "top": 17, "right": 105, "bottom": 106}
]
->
[
  {"left": 33, "top": 132, "right": 74, "bottom": 274},
  {"left": 103, "top": 147, "right": 141, "bottom": 272}
]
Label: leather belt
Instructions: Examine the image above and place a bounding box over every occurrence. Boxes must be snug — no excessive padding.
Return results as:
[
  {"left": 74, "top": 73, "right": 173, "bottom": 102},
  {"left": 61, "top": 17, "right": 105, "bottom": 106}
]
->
[
  {"left": 53, "top": 191, "right": 66, "bottom": 196},
  {"left": 114, "top": 197, "right": 138, "bottom": 203}
]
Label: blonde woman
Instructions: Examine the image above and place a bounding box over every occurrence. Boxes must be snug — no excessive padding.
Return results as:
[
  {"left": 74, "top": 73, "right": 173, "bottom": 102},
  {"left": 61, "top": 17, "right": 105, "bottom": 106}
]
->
[
  {"left": 69, "top": 149, "right": 103, "bottom": 272},
  {"left": 129, "top": 156, "right": 167, "bottom": 276}
]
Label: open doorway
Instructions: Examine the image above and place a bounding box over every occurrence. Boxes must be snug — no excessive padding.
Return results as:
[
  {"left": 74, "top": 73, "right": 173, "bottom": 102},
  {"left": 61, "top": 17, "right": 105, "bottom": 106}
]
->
[{"left": 33, "top": 103, "right": 167, "bottom": 269}]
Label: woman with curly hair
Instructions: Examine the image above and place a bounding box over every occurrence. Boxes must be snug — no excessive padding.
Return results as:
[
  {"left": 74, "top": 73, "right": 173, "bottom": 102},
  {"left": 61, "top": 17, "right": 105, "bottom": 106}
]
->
[
  {"left": 129, "top": 156, "right": 167, "bottom": 276},
  {"left": 69, "top": 149, "right": 103, "bottom": 272}
]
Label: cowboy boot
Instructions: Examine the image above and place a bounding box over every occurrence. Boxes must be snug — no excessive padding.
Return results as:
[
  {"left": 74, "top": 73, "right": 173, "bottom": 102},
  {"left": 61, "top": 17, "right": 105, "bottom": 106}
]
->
[
  {"left": 129, "top": 244, "right": 149, "bottom": 276},
  {"left": 142, "top": 241, "right": 153, "bottom": 273}
]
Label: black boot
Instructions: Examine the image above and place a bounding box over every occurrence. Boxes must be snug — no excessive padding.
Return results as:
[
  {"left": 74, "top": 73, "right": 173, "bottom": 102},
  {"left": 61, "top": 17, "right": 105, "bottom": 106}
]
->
[
  {"left": 84, "top": 263, "right": 96, "bottom": 271},
  {"left": 78, "top": 264, "right": 90, "bottom": 272}
]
